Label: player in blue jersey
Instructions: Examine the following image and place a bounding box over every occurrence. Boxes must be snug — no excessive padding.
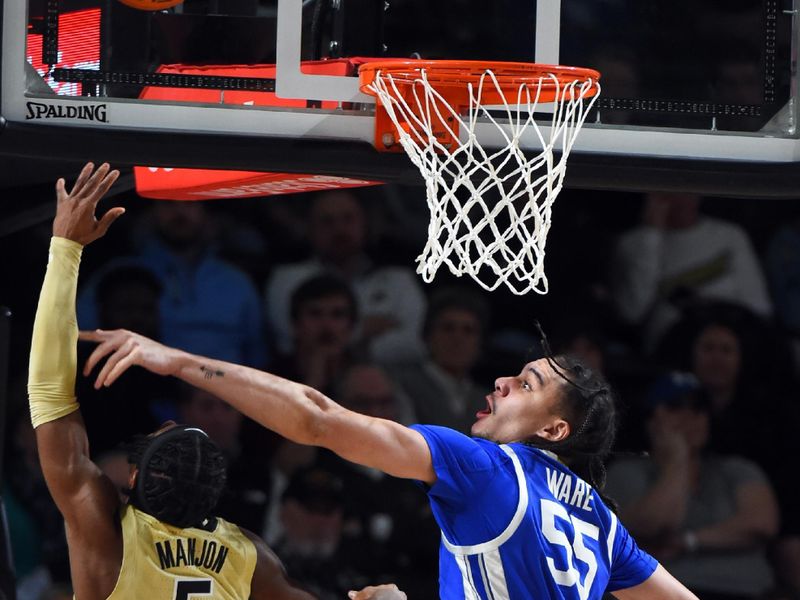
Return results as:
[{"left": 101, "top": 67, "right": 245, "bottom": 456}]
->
[{"left": 83, "top": 320, "right": 697, "bottom": 599}]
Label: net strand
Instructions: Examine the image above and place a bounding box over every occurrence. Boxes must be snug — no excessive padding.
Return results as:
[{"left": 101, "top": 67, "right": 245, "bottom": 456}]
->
[{"left": 368, "top": 67, "right": 600, "bottom": 295}]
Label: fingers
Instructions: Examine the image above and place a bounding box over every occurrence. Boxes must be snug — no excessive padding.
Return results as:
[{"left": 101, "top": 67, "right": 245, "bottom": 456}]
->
[
  {"left": 83, "top": 339, "right": 115, "bottom": 378},
  {"left": 93, "top": 338, "right": 135, "bottom": 389},
  {"left": 69, "top": 162, "right": 95, "bottom": 197},
  {"left": 91, "top": 167, "right": 120, "bottom": 206},
  {"left": 78, "top": 329, "right": 107, "bottom": 342},
  {"left": 96, "top": 207, "right": 126, "bottom": 236},
  {"left": 64, "top": 162, "right": 119, "bottom": 206},
  {"left": 103, "top": 352, "right": 139, "bottom": 387},
  {"left": 80, "top": 162, "right": 111, "bottom": 201},
  {"left": 55, "top": 178, "right": 67, "bottom": 202},
  {"left": 348, "top": 585, "right": 404, "bottom": 600},
  {"left": 81, "top": 330, "right": 118, "bottom": 376}
]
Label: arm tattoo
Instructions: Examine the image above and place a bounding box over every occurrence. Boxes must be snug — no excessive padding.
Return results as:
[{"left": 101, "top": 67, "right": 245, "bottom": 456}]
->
[{"left": 200, "top": 365, "right": 225, "bottom": 380}]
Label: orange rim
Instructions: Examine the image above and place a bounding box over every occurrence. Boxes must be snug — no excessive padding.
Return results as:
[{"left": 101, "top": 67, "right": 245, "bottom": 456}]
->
[{"left": 358, "top": 59, "right": 600, "bottom": 103}]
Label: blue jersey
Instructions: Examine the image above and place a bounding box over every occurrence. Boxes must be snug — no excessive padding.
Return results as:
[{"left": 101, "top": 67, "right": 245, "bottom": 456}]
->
[{"left": 411, "top": 425, "right": 657, "bottom": 600}]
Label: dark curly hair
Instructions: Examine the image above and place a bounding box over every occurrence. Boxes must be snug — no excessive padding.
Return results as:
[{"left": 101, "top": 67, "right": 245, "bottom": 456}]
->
[
  {"left": 523, "top": 325, "right": 619, "bottom": 510},
  {"left": 125, "top": 426, "right": 227, "bottom": 528}
]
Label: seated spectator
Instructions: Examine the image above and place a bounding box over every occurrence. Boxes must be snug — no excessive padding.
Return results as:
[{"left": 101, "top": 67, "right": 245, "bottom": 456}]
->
[
  {"left": 143, "top": 202, "right": 267, "bottom": 366},
  {"left": 331, "top": 364, "right": 438, "bottom": 597},
  {"left": 657, "top": 303, "right": 800, "bottom": 598},
  {"left": 78, "top": 202, "right": 267, "bottom": 367},
  {"left": 265, "top": 190, "right": 426, "bottom": 364},
  {"left": 337, "top": 363, "right": 415, "bottom": 425},
  {"left": 2, "top": 406, "right": 69, "bottom": 600},
  {"left": 606, "top": 372, "right": 779, "bottom": 599},
  {"left": 655, "top": 303, "right": 797, "bottom": 482},
  {"left": 609, "top": 191, "right": 772, "bottom": 353},
  {"left": 273, "top": 466, "right": 372, "bottom": 600},
  {"left": 764, "top": 217, "right": 800, "bottom": 369},
  {"left": 549, "top": 315, "right": 649, "bottom": 453},
  {"left": 75, "top": 263, "right": 169, "bottom": 455},
  {"left": 387, "top": 286, "right": 490, "bottom": 433},
  {"left": 261, "top": 438, "right": 319, "bottom": 546},
  {"left": 270, "top": 274, "right": 362, "bottom": 395},
  {"left": 176, "top": 385, "right": 271, "bottom": 533},
  {"left": 550, "top": 315, "right": 610, "bottom": 375}
]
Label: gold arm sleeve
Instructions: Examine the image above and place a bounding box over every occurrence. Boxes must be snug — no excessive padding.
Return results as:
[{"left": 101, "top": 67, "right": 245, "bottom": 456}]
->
[{"left": 28, "top": 236, "right": 83, "bottom": 428}]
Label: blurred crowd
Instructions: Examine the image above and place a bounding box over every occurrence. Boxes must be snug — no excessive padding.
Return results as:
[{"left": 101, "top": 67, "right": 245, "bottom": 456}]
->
[{"left": 2, "top": 182, "right": 800, "bottom": 600}]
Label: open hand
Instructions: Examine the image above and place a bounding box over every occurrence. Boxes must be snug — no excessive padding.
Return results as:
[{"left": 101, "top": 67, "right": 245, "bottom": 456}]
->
[
  {"left": 348, "top": 584, "right": 407, "bottom": 600},
  {"left": 52, "top": 162, "right": 123, "bottom": 245},
  {"left": 79, "top": 329, "right": 184, "bottom": 388}
]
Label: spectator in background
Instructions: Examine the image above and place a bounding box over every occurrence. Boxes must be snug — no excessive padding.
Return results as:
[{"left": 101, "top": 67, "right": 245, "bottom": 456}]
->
[
  {"left": 386, "top": 287, "right": 489, "bottom": 434},
  {"left": 655, "top": 303, "right": 797, "bottom": 478},
  {"left": 657, "top": 304, "right": 800, "bottom": 598},
  {"left": 550, "top": 316, "right": 608, "bottom": 376},
  {"left": 75, "top": 263, "right": 169, "bottom": 455},
  {"left": 176, "top": 385, "right": 272, "bottom": 533},
  {"left": 764, "top": 217, "right": 800, "bottom": 370},
  {"left": 605, "top": 372, "right": 779, "bottom": 599},
  {"left": 2, "top": 407, "right": 69, "bottom": 600},
  {"left": 137, "top": 201, "right": 267, "bottom": 366},
  {"left": 273, "top": 466, "right": 372, "bottom": 600},
  {"left": 94, "top": 262, "right": 162, "bottom": 339},
  {"left": 548, "top": 316, "right": 648, "bottom": 453},
  {"left": 262, "top": 438, "right": 319, "bottom": 546},
  {"left": 77, "top": 202, "right": 267, "bottom": 367},
  {"left": 610, "top": 192, "right": 772, "bottom": 353},
  {"left": 271, "top": 274, "right": 361, "bottom": 395},
  {"left": 265, "top": 190, "right": 426, "bottom": 365},
  {"left": 338, "top": 363, "right": 410, "bottom": 423},
  {"left": 332, "top": 364, "right": 438, "bottom": 598}
]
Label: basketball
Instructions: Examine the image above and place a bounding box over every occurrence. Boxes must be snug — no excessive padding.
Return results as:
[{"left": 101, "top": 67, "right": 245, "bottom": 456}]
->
[{"left": 116, "top": 0, "right": 184, "bottom": 10}]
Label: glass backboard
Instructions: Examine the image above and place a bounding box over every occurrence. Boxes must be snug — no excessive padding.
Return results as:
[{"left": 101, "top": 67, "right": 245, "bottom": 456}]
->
[{"left": 2, "top": 0, "right": 799, "bottom": 196}]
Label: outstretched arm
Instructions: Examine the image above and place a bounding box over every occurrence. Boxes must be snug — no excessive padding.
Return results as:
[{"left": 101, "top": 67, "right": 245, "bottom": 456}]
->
[
  {"left": 80, "top": 331, "right": 436, "bottom": 484},
  {"left": 28, "top": 163, "right": 124, "bottom": 587}
]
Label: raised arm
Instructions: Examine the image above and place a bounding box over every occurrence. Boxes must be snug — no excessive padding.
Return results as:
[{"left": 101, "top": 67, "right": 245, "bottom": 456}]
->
[
  {"left": 80, "top": 331, "right": 436, "bottom": 484},
  {"left": 28, "top": 163, "right": 124, "bottom": 573}
]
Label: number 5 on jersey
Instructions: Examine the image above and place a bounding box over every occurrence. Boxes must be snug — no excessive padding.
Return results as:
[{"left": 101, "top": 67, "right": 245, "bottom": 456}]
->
[{"left": 174, "top": 578, "right": 213, "bottom": 600}]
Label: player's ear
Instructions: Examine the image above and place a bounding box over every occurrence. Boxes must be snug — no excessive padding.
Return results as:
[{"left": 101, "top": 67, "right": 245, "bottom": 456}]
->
[
  {"left": 537, "top": 418, "right": 570, "bottom": 442},
  {"left": 128, "top": 466, "right": 139, "bottom": 490}
]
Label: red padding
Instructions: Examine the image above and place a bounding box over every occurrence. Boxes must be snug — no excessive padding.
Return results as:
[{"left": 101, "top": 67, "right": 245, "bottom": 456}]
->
[{"left": 135, "top": 60, "right": 382, "bottom": 200}]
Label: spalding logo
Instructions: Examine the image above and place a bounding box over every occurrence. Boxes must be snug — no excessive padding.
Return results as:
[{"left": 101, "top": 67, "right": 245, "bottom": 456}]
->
[{"left": 26, "top": 102, "right": 108, "bottom": 122}]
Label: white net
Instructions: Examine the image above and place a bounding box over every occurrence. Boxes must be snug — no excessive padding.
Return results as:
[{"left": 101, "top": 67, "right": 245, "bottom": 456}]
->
[{"left": 365, "top": 67, "right": 600, "bottom": 295}]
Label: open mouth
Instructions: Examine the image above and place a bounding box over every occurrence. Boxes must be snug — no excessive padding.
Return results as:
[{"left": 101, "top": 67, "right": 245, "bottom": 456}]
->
[{"left": 476, "top": 395, "right": 493, "bottom": 419}]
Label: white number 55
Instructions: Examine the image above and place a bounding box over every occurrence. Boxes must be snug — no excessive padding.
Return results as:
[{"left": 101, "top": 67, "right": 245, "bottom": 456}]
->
[{"left": 540, "top": 499, "right": 599, "bottom": 600}]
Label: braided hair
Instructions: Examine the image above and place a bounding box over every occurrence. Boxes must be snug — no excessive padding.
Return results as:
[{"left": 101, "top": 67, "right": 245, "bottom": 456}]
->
[
  {"left": 125, "top": 426, "right": 227, "bottom": 528},
  {"left": 523, "top": 324, "right": 619, "bottom": 510}
]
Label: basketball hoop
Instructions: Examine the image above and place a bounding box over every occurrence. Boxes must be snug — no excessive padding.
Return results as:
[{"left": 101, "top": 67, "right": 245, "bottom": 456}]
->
[{"left": 358, "top": 60, "right": 601, "bottom": 295}]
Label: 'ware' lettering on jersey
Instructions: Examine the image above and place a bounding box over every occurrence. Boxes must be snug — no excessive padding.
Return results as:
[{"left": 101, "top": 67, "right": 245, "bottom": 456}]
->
[{"left": 411, "top": 425, "right": 657, "bottom": 600}]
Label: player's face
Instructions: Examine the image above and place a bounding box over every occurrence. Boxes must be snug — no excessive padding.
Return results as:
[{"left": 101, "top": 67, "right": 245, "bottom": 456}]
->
[{"left": 471, "top": 358, "right": 569, "bottom": 444}]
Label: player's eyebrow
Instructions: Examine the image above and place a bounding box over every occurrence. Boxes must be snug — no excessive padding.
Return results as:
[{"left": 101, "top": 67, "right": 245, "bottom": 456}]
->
[{"left": 527, "top": 366, "right": 544, "bottom": 387}]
